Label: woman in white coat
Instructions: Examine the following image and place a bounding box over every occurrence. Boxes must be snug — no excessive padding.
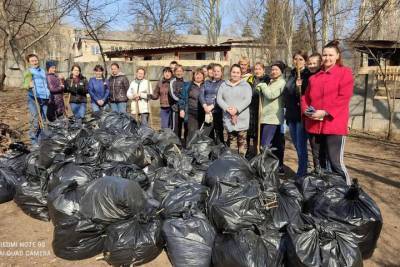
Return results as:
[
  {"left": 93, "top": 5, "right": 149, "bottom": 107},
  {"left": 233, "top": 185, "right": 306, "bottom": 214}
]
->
[{"left": 127, "top": 67, "right": 153, "bottom": 126}]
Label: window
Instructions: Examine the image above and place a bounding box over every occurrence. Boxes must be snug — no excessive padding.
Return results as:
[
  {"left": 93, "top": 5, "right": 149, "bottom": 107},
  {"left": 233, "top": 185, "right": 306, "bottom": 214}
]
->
[
  {"left": 196, "top": 52, "right": 206, "bottom": 60},
  {"left": 91, "top": 45, "right": 100, "bottom": 55}
]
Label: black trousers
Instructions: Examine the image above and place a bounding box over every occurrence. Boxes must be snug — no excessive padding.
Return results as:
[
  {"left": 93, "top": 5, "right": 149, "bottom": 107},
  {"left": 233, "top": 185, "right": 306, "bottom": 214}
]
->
[
  {"left": 271, "top": 128, "right": 285, "bottom": 168},
  {"left": 172, "top": 110, "right": 185, "bottom": 140},
  {"left": 309, "top": 134, "right": 350, "bottom": 184},
  {"left": 210, "top": 110, "right": 225, "bottom": 145},
  {"left": 187, "top": 110, "right": 204, "bottom": 143},
  {"left": 309, "top": 134, "right": 328, "bottom": 170}
]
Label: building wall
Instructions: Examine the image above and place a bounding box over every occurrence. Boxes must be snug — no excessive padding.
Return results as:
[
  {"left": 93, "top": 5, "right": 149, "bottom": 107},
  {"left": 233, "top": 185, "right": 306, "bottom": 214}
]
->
[{"left": 349, "top": 73, "right": 400, "bottom": 136}]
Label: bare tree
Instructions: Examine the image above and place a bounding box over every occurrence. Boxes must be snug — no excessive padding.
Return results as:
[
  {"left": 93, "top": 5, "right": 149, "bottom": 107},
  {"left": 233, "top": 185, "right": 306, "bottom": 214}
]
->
[
  {"left": 191, "top": 0, "right": 222, "bottom": 44},
  {"left": 280, "top": 0, "right": 296, "bottom": 65},
  {"left": 76, "top": 0, "right": 118, "bottom": 77},
  {"left": 0, "top": 0, "right": 77, "bottom": 76},
  {"left": 129, "top": 0, "right": 190, "bottom": 46},
  {"left": 0, "top": 34, "right": 7, "bottom": 91}
]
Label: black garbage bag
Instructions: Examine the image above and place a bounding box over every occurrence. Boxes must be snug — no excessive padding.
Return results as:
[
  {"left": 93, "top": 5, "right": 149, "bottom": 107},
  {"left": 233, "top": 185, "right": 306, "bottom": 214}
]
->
[
  {"left": 311, "top": 179, "right": 382, "bottom": 259},
  {"left": 102, "top": 136, "right": 147, "bottom": 168},
  {"left": 265, "top": 181, "right": 303, "bottom": 230},
  {"left": 286, "top": 215, "right": 363, "bottom": 267},
  {"left": 14, "top": 175, "right": 49, "bottom": 221},
  {"left": 46, "top": 117, "right": 83, "bottom": 141},
  {"left": 101, "top": 162, "right": 150, "bottom": 190},
  {"left": 160, "top": 183, "right": 209, "bottom": 218},
  {"left": 48, "top": 179, "right": 105, "bottom": 260},
  {"left": 137, "top": 125, "right": 156, "bottom": 145},
  {"left": 207, "top": 180, "right": 265, "bottom": 233},
  {"left": 74, "top": 133, "right": 103, "bottom": 166},
  {"left": 100, "top": 111, "right": 138, "bottom": 134},
  {"left": 152, "top": 128, "right": 182, "bottom": 154},
  {"left": 204, "top": 151, "right": 255, "bottom": 188},
  {"left": 162, "top": 212, "right": 216, "bottom": 267},
  {"left": 164, "top": 150, "right": 193, "bottom": 174},
  {"left": 38, "top": 134, "right": 70, "bottom": 168},
  {"left": 48, "top": 180, "right": 86, "bottom": 224},
  {"left": 152, "top": 167, "right": 189, "bottom": 202},
  {"left": 212, "top": 229, "right": 271, "bottom": 267},
  {"left": 103, "top": 214, "right": 164, "bottom": 266},
  {"left": 249, "top": 148, "right": 280, "bottom": 192},
  {"left": 0, "top": 166, "right": 23, "bottom": 203},
  {"left": 0, "top": 142, "right": 30, "bottom": 176},
  {"left": 300, "top": 172, "right": 347, "bottom": 213},
  {"left": 143, "top": 145, "right": 164, "bottom": 170},
  {"left": 25, "top": 151, "right": 48, "bottom": 181},
  {"left": 186, "top": 130, "right": 215, "bottom": 164},
  {"left": 48, "top": 162, "right": 93, "bottom": 193},
  {"left": 259, "top": 226, "right": 286, "bottom": 267},
  {"left": 79, "top": 176, "right": 146, "bottom": 225},
  {"left": 53, "top": 215, "right": 105, "bottom": 260}
]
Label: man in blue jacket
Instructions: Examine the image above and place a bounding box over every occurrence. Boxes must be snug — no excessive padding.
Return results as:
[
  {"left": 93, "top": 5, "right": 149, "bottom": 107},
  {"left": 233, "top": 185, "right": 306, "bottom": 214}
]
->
[{"left": 22, "top": 54, "right": 50, "bottom": 147}]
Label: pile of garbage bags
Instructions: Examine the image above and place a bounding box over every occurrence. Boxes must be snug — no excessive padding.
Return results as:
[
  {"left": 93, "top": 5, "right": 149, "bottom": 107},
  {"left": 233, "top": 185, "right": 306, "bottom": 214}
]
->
[{"left": 0, "top": 111, "right": 383, "bottom": 266}]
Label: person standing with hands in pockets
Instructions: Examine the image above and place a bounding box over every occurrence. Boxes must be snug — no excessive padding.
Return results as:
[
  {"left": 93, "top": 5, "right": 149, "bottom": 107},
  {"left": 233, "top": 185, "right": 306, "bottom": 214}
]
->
[
  {"left": 301, "top": 40, "right": 353, "bottom": 184},
  {"left": 127, "top": 67, "right": 153, "bottom": 126}
]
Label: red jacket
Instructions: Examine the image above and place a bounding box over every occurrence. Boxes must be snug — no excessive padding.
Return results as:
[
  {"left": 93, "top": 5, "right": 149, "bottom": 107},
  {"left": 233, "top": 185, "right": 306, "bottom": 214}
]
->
[{"left": 301, "top": 64, "right": 353, "bottom": 135}]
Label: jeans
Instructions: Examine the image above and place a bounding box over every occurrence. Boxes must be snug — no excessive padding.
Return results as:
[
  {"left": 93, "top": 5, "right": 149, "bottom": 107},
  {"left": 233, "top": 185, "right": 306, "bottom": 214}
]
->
[
  {"left": 261, "top": 124, "right": 279, "bottom": 148},
  {"left": 28, "top": 96, "right": 48, "bottom": 146},
  {"left": 139, "top": 113, "right": 149, "bottom": 126},
  {"left": 160, "top": 107, "right": 171, "bottom": 129},
  {"left": 91, "top": 102, "right": 110, "bottom": 113},
  {"left": 70, "top": 103, "right": 86, "bottom": 119},
  {"left": 288, "top": 121, "right": 308, "bottom": 176},
  {"left": 110, "top": 102, "right": 127, "bottom": 113}
]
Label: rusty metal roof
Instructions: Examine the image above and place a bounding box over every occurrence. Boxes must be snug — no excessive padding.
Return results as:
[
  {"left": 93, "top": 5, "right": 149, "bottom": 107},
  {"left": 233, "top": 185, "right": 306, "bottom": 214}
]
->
[{"left": 104, "top": 43, "right": 232, "bottom": 58}]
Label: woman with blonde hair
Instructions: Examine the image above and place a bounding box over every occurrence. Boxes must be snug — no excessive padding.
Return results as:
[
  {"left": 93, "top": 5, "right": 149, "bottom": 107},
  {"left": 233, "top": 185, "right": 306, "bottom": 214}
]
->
[{"left": 239, "top": 56, "right": 252, "bottom": 81}]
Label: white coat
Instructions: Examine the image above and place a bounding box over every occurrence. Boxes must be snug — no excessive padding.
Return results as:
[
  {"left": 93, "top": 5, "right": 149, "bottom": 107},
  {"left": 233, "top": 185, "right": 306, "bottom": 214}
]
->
[{"left": 127, "top": 79, "right": 153, "bottom": 114}]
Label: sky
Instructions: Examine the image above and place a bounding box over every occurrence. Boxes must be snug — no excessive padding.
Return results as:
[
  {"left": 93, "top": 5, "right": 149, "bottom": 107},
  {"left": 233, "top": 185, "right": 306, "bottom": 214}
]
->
[{"left": 64, "top": 0, "right": 244, "bottom": 36}]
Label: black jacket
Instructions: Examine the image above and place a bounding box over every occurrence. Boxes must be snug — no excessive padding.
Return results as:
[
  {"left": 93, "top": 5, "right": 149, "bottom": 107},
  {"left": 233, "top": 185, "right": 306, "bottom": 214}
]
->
[
  {"left": 65, "top": 76, "right": 88, "bottom": 103},
  {"left": 283, "top": 68, "right": 311, "bottom": 123}
]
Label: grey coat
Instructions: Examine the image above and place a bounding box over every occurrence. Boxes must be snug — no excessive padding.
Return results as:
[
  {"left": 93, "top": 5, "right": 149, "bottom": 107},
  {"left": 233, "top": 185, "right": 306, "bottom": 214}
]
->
[{"left": 217, "top": 79, "right": 252, "bottom": 132}]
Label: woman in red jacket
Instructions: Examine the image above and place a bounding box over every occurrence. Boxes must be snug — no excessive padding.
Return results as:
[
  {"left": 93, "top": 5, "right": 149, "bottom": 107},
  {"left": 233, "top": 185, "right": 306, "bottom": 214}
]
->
[{"left": 301, "top": 40, "right": 353, "bottom": 184}]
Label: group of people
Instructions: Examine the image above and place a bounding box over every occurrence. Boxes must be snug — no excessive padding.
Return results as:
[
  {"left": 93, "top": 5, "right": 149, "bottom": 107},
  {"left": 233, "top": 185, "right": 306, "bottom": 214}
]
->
[{"left": 22, "top": 40, "right": 353, "bottom": 183}]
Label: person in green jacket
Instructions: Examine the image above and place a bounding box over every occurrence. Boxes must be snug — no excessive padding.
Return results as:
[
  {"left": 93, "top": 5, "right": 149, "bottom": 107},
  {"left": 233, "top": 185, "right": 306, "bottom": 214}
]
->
[{"left": 256, "top": 61, "right": 286, "bottom": 149}]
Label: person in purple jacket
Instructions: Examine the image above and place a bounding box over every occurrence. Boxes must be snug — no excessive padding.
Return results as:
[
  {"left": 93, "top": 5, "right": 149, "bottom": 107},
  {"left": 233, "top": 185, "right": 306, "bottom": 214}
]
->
[
  {"left": 46, "top": 60, "right": 65, "bottom": 121},
  {"left": 88, "top": 65, "right": 110, "bottom": 112}
]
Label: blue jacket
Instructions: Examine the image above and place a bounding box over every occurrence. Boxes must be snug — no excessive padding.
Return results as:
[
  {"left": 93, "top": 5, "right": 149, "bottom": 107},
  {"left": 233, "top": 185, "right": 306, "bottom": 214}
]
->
[
  {"left": 26, "top": 67, "right": 50, "bottom": 99},
  {"left": 88, "top": 77, "right": 110, "bottom": 103},
  {"left": 178, "top": 82, "right": 192, "bottom": 110},
  {"left": 199, "top": 79, "right": 224, "bottom": 106}
]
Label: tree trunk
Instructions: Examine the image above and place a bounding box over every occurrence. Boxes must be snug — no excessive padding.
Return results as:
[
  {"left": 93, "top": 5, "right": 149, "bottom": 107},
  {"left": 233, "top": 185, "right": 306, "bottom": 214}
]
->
[
  {"left": 0, "top": 38, "right": 7, "bottom": 91},
  {"left": 331, "top": 0, "right": 337, "bottom": 40},
  {"left": 0, "top": 2, "right": 26, "bottom": 75},
  {"left": 320, "top": 0, "right": 330, "bottom": 46}
]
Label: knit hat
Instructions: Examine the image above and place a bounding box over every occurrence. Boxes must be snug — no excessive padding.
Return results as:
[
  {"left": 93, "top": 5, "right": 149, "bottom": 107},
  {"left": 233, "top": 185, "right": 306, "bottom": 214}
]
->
[
  {"left": 46, "top": 60, "right": 56, "bottom": 70},
  {"left": 271, "top": 61, "right": 286, "bottom": 73}
]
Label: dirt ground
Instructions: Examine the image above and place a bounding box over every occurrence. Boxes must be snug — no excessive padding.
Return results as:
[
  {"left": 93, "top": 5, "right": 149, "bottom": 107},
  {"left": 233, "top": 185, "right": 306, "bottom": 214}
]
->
[{"left": 0, "top": 87, "right": 399, "bottom": 267}]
